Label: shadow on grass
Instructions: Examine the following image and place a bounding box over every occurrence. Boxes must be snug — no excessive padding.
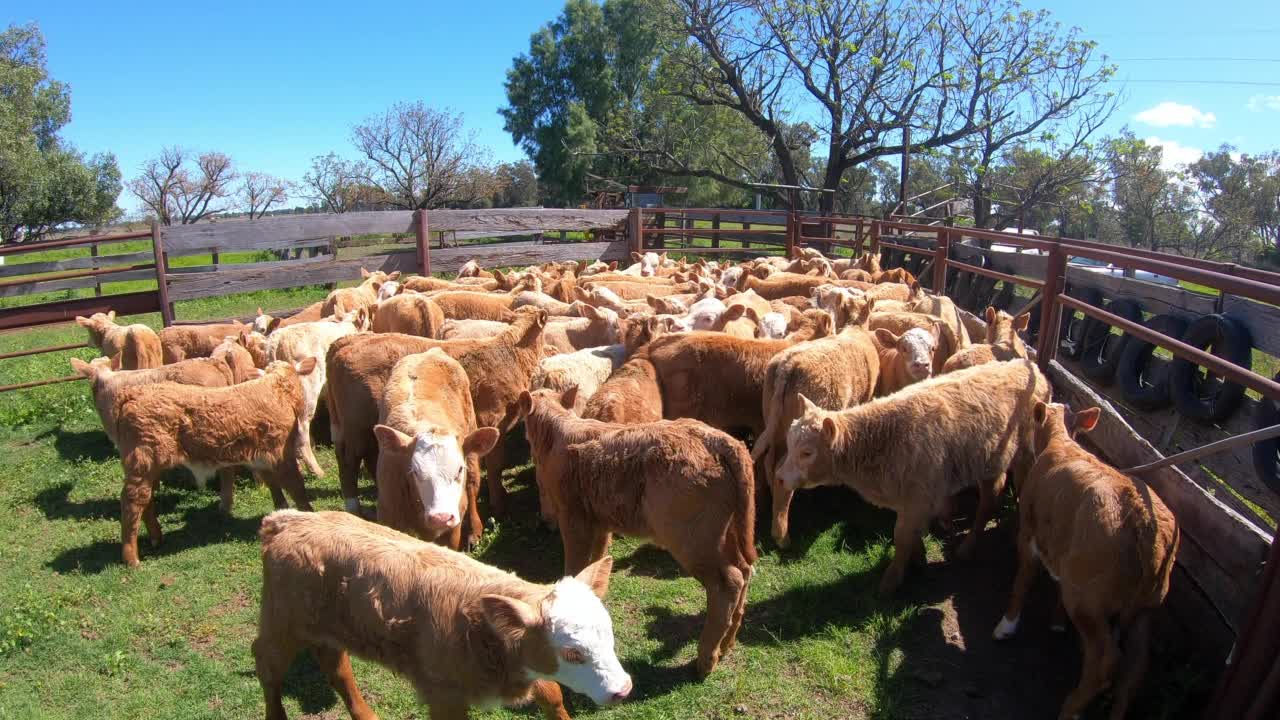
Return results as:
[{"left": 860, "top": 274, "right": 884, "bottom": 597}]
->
[
  {"left": 35, "top": 425, "right": 116, "bottom": 463},
  {"left": 45, "top": 490, "right": 265, "bottom": 574}
]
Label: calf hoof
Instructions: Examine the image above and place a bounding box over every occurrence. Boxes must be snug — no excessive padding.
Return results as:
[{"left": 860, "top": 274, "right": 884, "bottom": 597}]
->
[
  {"left": 694, "top": 655, "right": 718, "bottom": 680},
  {"left": 992, "top": 614, "right": 1020, "bottom": 640},
  {"left": 772, "top": 532, "right": 790, "bottom": 549}
]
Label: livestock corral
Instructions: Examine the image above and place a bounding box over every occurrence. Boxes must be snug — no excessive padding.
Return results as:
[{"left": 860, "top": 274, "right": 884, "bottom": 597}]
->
[{"left": 0, "top": 208, "right": 1277, "bottom": 719}]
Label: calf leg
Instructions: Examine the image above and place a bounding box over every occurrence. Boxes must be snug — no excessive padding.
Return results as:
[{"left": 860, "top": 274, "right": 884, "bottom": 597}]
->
[
  {"left": 253, "top": 633, "right": 300, "bottom": 720},
  {"left": 295, "top": 416, "right": 326, "bottom": 479},
  {"left": 694, "top": 564, "right": 745, "bottom": 678},
  {"left": 1059, "top": 606, "right": 1118, "bottom": 720},
  {"left": 120, "top": 474, "right": 156, "bottom": 568},
  {"left": 482, "top": 444, "right": 509, "bottom": 516},
  {"left": 957, "top": 474, "right": 1004, "bottom": 560},
  {"left": 880, "top": 510, "right": 928, "bottom": 595},
  {"left": 143, "top": 497, "right": 163, "bottom": 547},
  {"left": 1108, "top": 613, "right": 1153, "bottom": 720},
  {"left": 335, "top": 432, "right": 366, "bottom": 513},
  {"left": 993, "top": 527, "right": 1040, "bottom": 640},
  {"left": 560, "top": 520, "right": 593, "bottom": 576},
  {"left": 217, "top": 468, "right": 236, "bottom": 513},
  {"left": 530, "top": 680, "right": 571, "bottom": 720},
  {"left": 314, "top": 645, "right": 377, "bottom": 720},
  {"left": 426, "top": 702, "right": 468, "bottom": 720},
  {"left": 463, "top": 466, "right": 484, "bottom": 550},
  {"left": 770, "top": 472, "right": 796, "bottom": 549},
  {"left": 275, "top": 460, "right": 312, "bottom": 512},
  {"left": 720, "top": 565, "right": 752, "bottom": 657}
]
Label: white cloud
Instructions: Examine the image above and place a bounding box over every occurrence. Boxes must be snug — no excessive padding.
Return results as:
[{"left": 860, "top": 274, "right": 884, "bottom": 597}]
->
[
  {"left": 1145, "top": 136, "right": 1203, "bottom": 170},
  {"left": 1134, "top": 101, "right": 1217, "bottom": 128},
  {"left": 1246, "top": 94, "right": 1280, "bottom": 112}
]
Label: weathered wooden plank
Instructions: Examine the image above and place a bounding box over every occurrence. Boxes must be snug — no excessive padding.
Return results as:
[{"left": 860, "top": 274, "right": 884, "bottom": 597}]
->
[
  {"left": 166, "top": 241, "right": 630, "bottom": 301},
  {"left": 163, "top": 212, "right": 416, "bottom": 253},
  {"left": 0, "top": 268, "right": 157, "bottom": 298},
  {"left": 428, "top": 209, "right": 628, "bottom": 233},
  {"left": 1046, "top": 361, "right": 1270, "bottom": 634},
  {"left": 0, "top": 251, "right": 156, "bottom": 279}
]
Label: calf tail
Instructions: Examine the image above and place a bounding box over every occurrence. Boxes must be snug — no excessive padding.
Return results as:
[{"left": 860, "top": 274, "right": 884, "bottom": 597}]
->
[
  {"left": 720, "top": 437, "right": 758, "bottom": 567},
  {"left": 750, "top": 363, "right": 786, "bottom": 464}
]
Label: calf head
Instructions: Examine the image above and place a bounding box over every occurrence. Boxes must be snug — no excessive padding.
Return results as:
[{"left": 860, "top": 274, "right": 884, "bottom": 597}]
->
[
  {"left": 359, "top": 268, "right": 400, "bottom": 293},
  {"left": 373, "top": 425, "right": 500, "bottom": 533},
  {"left": 480, "top": 557, "right": 631, "bottom": 706},
  {"left": 646, "top": 295, "right": 688, "bottom": 316},
  {"left": 757, "top": 312, "right": 788, "bottom": 339},
  {"left": 580, "top": 304, "right": 622, "bottom": 344},
  {"left": 1031, "top": 401, "right": 1100, "bottom": 454},
  {"left": 777, "top": 394, "right": 839, "bottom": 491},
  {"left": 212, "top": 336, "right": 260, "bottom": 383},
  {"left": 687, "top": 297, "right": 727, "bottom": 331},
  {"left": 628, "top": 251, "right": 661, "bottom": 277},
  {"left": 876, "top": 325, "right": 938, "bottom": 382},
  {"left": 621, "top": 315, "right": 664, "bottom": 354},
  {"left": 74, "top": 311, "right": 118, "bottom": 346},
  {"left": 236, "top": 329, "right": 271, "bottom": 368},
  {"left": 458, "top": 259, "right": 483, "bottom": 277},
  {"left": 983, "top": 307, "right": 1030, "bottom": 357},
  {"left": 376, "top": 280, "right": 402, "bottom": 302},
  {"left": 252, "top": 308, "right": 282, "bottom": 335}
]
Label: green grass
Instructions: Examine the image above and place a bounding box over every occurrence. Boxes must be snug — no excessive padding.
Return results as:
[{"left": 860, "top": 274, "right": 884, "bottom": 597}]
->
[{"left": 0, "top": 282, "right": 1208, "bottom": 719}]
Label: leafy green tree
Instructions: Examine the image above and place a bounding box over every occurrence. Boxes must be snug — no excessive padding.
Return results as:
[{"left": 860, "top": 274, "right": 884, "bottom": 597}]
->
[{"left": 0, "top": 23, "right": 121, "bottom": 242}]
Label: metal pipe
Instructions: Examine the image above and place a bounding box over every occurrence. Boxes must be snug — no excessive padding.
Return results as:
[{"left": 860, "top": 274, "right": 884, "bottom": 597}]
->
[
  {"left": 0, "top": 230, "right": 152, "bottom": 257},
  {"left": 0, "top": 342, "right": 87, "bottom": 361},
  {"left": 1059, "top": 245, "right": 1280, "bottom": 307},
  {"left": 1123, "top": 424, "right": 1280, "bottom": 475},
  {"left": 0, "top": 262, "right": 156, "bottom": 289},
  {"left": 947, "top": 259, "right": 1046, "bottom": 289},
  {"left": 0, "top": 375, "right": 84, "bottom": 393},
  {"left": 1058, "top": 294, "right": 1280, "bottom": 401}
]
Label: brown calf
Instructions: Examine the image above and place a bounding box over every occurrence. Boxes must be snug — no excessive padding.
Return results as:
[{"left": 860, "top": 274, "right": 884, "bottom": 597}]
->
[
  {"left": 75, "top": 311, "right": 162, "bottom": 369},
  {"left": 372, "top": 292, "right": 447, "bottom": 337},
  {"left": 942, "top": 307, "right": 1029, "bottom": 372},
  {"left": 374, "top": 349, "right": 500, "bottom": 550},
  {"left": 994, "top": 402, "right": 1178, "bottom": 720},
  {"left": 112, "top": 359, "right": 317, "bottom": 566},
  {"left": 777, "top": 360, "right": 1051, "bottom": 593},
  {"left": 253, "top": 510, "right": 630, "bottom": 720},
  {"left": 321, "top": 268, "right": 399, "bottom": 317},
  {"left": 431, "top": 291, "right": 517, "bottom": 322},
  {"left": 519, "top": 390, "right": 756, "bottom": 678},
  {"left": 160, "top": 321, "right": 248, "bottom": 363}
]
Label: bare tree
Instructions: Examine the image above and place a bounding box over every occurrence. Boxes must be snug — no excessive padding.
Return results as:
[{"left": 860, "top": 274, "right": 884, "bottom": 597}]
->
[
  {"left": 658, "top": 0, "right": 1114, "bottom": 212},
  {"left": 239, "top": 172, "right": 291, "bottom": 219},
  {"left": 350, "top": 103, "right": 494, "bottom": 209},
  {"left": 301, "top": 152, "right": 366, "bottom": 213},
  {"left": 127, "top": 148, "right": 236, "bottom": 225}
]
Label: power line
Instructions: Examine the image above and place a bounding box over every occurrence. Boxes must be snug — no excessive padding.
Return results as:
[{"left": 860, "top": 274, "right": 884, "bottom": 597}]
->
[{"left": 1108, "top": 79, "right": 1280, "bottom": 87}]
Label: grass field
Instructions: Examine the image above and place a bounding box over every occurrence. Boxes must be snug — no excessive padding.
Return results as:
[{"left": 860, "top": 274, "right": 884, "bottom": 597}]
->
[{"left": 0, "top": 260, "right": 1211, "bottom": 719}]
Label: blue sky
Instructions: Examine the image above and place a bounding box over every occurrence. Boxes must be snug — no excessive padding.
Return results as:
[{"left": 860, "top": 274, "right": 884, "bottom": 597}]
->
[{"left": 9, "top": 0, "right": 1280, "bottom": 212}]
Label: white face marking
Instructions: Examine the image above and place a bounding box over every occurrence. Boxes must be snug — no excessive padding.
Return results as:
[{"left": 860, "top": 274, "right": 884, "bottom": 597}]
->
[
  {"left": 720, "top": 266, "right": 743, "bottom": 288},
  {"left": 408, "top": 432, "right": 466, "bottom": 531},
  {"left": 251, "top": 315, "right": 273, "bottom": 335},
  {"left": 539, "top": 579, "right": 632, "bottom": 705},
  {"left": 591, "top": 287, "right": 625, "bottom": 310},
  {"left": 640, "top": 252, "right": 660, "bottom": 277},
  {"left": 687, "top": 298, "right": 726, "bottom": 331},
  {"left": 777, "top": 419, "right": 823, "bottom": 491},
  {"left": 757, "top": 312, "right": 788, "bottom": 339},
  {"left": 898, "top": 328, "right": 937, "bottom": 380},
  {"left": 592, "top": 307, "right": 621, "bottom": 344},
  {"left": 377, "top": 281, "right": 400, "bottom": 301}
]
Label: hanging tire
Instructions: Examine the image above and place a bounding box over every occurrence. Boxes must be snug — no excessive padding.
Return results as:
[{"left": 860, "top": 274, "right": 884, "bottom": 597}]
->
[
  {"left": 1253, "top": 374, "right": 1280, "bottom": 495},
  {"left": 992, "top": 281, "right": 1016, "bottom": 312},
  {"left": 1058, "top": 287, "right": 1105, "bottom": 360},
  {"left": 1117, "top": 314, "right": 1188, "bottom": 411},
  {"left": 1080, "top": 299, "right": 1144, "bottom": 385},
  {"left": 1169, "top": 314, "right": 1253, "bottom": 423}
]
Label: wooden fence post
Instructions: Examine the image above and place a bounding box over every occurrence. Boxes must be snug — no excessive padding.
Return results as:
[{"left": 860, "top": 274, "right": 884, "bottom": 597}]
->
[
  {"left": 654, "top": 210, "right": 666, "bottom": 249},
  {"left": 150, "top": 221, "right": 174, "bottom": 327},
  {"left": 90, "top": 242, "right": 102, "bottom": 297},
  {"left": 785, "top": 211, "right": 798, "bottom": 258},
  {"left": 628, "top": 207, "right": 643, "bottom": 255},
  {"left": 1037, "top": 243, "right": 1066, "bottom": 371},
  {"left": 870, "top": 220, "right": 881, "bottom": 255},
  {"left": 415, "top": 209, "right": 431, "bottom": 276},
  {"left": 742, "top": 221, "right": 751, "bottom": 249},
  {"left": 933, "top": 227, "right": 950, "bottom": 292},
  {"left": 712, "top": 212, "right": 721, "bottom": 248}
]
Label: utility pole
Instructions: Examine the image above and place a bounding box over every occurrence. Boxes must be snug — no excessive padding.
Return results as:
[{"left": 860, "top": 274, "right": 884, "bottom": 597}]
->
[{"left": 897, "top": 125, "right": 911, "bottom": 217}]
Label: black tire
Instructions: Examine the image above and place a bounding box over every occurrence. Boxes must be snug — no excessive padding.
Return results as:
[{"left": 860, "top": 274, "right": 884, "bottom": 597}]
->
[
  {"left": 1058, "top": 286, "right": 1105, "bottom": 360},
  {"left": 1169, "top": 314, "right": 1253, "bottom": 423},
  {"left": 1253, "top": 374, "right": 1280, "bottom": 495},
  {"left": 991, "top": 281, "right": 1016, "bottom": 312},
  {"left": 1117, "top": 314, "right": 1189, "bottom": 411},
  {"left": 1080, "top": 299, "right": 1144, "bottom": 385}
]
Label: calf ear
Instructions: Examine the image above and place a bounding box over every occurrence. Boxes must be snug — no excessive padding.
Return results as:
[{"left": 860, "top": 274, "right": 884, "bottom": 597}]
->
[
  {"left": 295, "top": 357, "right": 318, "bottom": 376},
  {"left": 1033, "top": 401, "right": 1049, "bottom": 425},
  {"left": 646, "top": 295, "right": 662, "bottom": 310},
  {"left": 493, "top": 269, "right": 507, "bottom": 287},
  {"left": 559, "top": 385, "right": 579, "bottom": 411},
  {"left": 267, "top": 317, "right": 282, "bottom": 334},
  {"left": 1075, "top": 407, "right": 1101, "bottom": 434},
  {"left": 821, "top": 417, "right": 838, "bottom": 443},
  {"left": 360, "top": 267, "right": 371, "bottom": 278},
  {"left": 874, "top": 327, "right": 899, "bottom": 346},
  {"left": 388, "top": 271, "right": 401, "bottom": 280},
  {"left": 575, "top": 555, "right": 613, "bottom": 600},
  {"left": 630, "top": 252, "right": 642, "bottom": 263},
  {"left": 1013, "top": 313, "right": 1030, "bottom": 331},
  {"left": 985, "top": 306, "right": 997, "bottom": 324},
  {"left": 69, "top": 358, "right": 95, "bottom": 378},
  {"left": 373, "top": 424, "right": 415, "bottom": 453},
  {"left": 480, "top": 595, "right": 539, "bottom": 640},
  {"left": 517, "top": 391, "right": 534, "bottom": 418},
  {"left": 75, "top": 315, "right": 92, "bottom": 328},
  {"left": 463, "top": 427, "right": 502, "bottom": 457},
  {"left": 608, "top": 261, "right": 618, "bottom": 271},
  {"left": 107, "top": 310, "right": 116, "bottom": 322}
]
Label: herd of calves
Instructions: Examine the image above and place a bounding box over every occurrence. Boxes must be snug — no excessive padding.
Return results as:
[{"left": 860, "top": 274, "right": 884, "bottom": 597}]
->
[{"left": 69, "top": 248, "right": 1180, "bottom": 720}]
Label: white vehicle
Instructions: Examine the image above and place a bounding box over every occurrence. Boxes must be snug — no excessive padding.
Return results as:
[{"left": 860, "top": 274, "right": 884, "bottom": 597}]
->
[{"left": 984, "top": 242, "right": 1177, "bottom": 286}]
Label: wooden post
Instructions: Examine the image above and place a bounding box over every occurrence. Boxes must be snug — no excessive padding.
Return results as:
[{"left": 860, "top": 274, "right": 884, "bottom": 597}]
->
[
  {"left": 90, "top": 243, "right": 102, "bottom": 297},
  {"left": 933, "top": 227, "right": 950, "bottom": 292},
  {"left": 415, "top": 209, "right": 431, "bottom": 276},
  {"left": 654, "top": 210, "right": 666, "bottom": 249},
  {"left": 898, "top": 124, "right": 911, "bottom": 216},
  {"left": 211, "top": 249, "right": 220, "bottom": 266},
  {"left": 150, "top": 221, "right": 174, "bottom": 327},
  {"left": 1037, "top": 243, "right": 1067, "bottom": 371},
  {"left": 628, "top": 207, "right": 643, "bottom": 255},
  {"left": 785, "top": 211, "right": 798, "bottom": 258},
  {"left": 742, "top": 221, "right": 751, "bottom": 249},
  {"left": 870, "top": 220, "right": 881, "bottom": 255},
  {"left": 326, "top": 236, "right": 338, "bottom": 291},
  {"left": 712, "top": 212, "right": 721, "bottom": 248}
]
